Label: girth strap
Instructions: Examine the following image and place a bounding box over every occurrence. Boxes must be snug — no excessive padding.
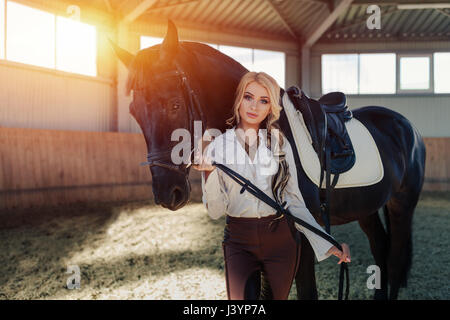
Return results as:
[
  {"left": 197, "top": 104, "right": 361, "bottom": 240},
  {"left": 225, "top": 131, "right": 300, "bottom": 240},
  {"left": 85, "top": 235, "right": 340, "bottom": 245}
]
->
[{"left": 319, "top": 137, "right": 349, "bottom": 301}]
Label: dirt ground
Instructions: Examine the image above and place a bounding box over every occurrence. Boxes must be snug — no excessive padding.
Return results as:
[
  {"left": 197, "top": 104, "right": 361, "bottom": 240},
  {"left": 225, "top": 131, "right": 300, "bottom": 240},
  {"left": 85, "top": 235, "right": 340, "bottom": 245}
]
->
[{"left": 0, "top": 191, "right": 449, "bottom": 300}]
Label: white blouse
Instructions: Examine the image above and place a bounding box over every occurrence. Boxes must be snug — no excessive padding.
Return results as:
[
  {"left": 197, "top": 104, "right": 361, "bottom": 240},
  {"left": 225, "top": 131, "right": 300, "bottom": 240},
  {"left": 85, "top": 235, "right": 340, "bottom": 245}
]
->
[{"left": 200, "top": 127, "right": 334, "bottom": 262}]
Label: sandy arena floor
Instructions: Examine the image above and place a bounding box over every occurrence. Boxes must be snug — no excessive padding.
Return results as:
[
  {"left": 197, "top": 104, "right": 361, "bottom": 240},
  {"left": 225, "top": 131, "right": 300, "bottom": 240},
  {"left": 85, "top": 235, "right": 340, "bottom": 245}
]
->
[{"left": 0, "top": 192, "right": 449, "bottom": 300}]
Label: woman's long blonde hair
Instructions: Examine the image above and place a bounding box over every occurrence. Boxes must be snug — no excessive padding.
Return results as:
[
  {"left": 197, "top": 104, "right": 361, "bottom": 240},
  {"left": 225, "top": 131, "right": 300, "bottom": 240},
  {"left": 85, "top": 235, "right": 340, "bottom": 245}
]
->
[
  {"left": 225, "top": 71, "right": 284, "bottom": 151},
  {"left": 226, "top": 71, "right": 290, "bottom": 204}
]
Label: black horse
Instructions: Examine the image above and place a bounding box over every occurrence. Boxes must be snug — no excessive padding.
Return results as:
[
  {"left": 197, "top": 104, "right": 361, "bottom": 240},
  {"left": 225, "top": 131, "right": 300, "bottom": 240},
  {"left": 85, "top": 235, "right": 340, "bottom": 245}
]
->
[{"left": 111, "top": 20, "right": 426, "bottom": 300}]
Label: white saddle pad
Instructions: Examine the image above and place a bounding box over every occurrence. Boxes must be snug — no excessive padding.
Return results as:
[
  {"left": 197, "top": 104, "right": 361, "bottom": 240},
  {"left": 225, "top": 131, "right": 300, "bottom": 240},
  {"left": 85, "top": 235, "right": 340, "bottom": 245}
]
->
[{"left": 282, "top": 93, "right": 384, "bottom": 189}]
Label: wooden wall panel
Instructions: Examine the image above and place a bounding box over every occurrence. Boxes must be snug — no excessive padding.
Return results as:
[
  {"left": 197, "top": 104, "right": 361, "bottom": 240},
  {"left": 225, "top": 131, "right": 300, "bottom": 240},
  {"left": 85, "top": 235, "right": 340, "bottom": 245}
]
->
[
  {"left": 0, "top": 60, "right": 114, "bottom": 132},
  {"left": 0, "top": 128, "right": 447, "bottom": 212},
  {"left": 423, "top": 138, "right": 450, "bottom": 192},
  {"left": 0, "top": 127, "right": 154, "bottom": 211}
]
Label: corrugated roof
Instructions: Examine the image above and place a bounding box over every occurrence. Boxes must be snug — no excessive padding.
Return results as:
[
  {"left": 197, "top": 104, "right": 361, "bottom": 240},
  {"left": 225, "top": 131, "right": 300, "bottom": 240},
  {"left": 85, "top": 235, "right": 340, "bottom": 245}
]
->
[
  {"left": 323, "top": 3, "right": 450, "bottom": 42},
  {"left": 23, "top": 0, "right": 450, "bottom": 44}
]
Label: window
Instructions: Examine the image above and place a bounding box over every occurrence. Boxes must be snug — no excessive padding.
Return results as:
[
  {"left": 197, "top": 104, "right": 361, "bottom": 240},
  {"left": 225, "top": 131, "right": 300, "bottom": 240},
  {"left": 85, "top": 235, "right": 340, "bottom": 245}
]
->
[
  {"left": 56, "top": 16, "right": 97, "bottom": 76},
  {"left": 7, "top": 1, "right": 55, "bottom": 69},
  {"left": 253, "top": 49, "right": 285, "bottom": 90},
  {"left": 2, "top": 1, "right": 97, "bottom": 76},
  {"left": 322, "top": 54, "right": 358, "bottom": 94},
  {"left": 320, "top": 52, "right": 450, "bottom": 95},
  {"left": 434, "top": 52, "right": 450, "bottom": 93},
  {"left": 322, "top": 53, "right": 397, "bottom": 95},
  {"left": 218, "top": 45, "right": 285, "bottom": 88},
  {"left": 359, "top": 53, "right": 396, "bottom": 94},
  {"left": 140, "top": 36, "right": 163, "bottom": 50},
  {"left": 219, "top": 45, "right": 253, "bottom": 71},
  {"left": 0, "top": 0, "right": 4, "bottom": 59},
  {"left": 140, "top": 36, "right": 286, "bottom": 88},
  {"left": 398, "top": 54, "right": 432, "bottom": 92}
]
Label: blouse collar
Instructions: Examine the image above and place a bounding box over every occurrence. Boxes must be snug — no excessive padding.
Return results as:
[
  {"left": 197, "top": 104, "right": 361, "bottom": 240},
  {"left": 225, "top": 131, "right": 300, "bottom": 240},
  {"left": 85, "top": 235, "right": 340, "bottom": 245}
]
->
[
  {"left": 221, "top": 125, "right": 274, "bottom": 166},
  {"left": 226, "top": 125, "right": 265, "bottom": 144}
]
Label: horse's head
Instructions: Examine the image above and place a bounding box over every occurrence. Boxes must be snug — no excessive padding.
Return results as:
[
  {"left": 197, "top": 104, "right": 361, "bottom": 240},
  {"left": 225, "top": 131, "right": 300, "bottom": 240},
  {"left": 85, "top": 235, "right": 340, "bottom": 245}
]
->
[{"left": 111, "top": 20, "right": 205, "bottom": 210}]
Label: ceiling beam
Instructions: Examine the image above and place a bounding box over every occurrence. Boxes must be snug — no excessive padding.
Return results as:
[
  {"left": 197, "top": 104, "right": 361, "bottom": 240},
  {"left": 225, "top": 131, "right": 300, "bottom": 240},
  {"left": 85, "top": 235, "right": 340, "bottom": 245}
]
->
[
  {"left": 303, "top": 0, "right": 354, "bottom": 48},
  {"left": 315, "top": 0, "right": 334, "bottom": 11},
  {"left": 398, "top": 3, "right": 450, "bottom": 9},
  {"left": 435, "top": 8, "right": 450, "bottom": 17},
  {"left": 131, "top": 17, "right": 299, "bottom": 54},
  {"left": 103, "top": 0, "right": 113, "bottom": 13},
  {"left": 326, "top": 6, "right": 399, "bottom": 34},
  {"left": 352, "top": 0, "right": 449, "bottom": 5},
  {"left": 146, "top": 0, "right": 202, "bottom": 12},
  {"left": 122, "top": 0, "right": 158, "bottom": 24},
  {"left": 265, "top": 0, "right": 299, "bottom": 39}
]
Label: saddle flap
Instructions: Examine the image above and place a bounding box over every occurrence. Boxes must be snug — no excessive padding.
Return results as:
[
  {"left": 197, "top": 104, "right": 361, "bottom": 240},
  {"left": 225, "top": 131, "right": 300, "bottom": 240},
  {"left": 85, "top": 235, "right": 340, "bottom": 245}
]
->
[
  {"left": 285, "top": 87, "right": 356, "bottom": 175},
  {"left": 280, "top": 91, "right": 384, "bottom": 189}
]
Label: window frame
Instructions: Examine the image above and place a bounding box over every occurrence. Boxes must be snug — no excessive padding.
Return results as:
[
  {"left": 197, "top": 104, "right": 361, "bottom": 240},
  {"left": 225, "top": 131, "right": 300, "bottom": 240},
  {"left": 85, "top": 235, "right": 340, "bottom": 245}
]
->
[
  {"left": 321, "top": 52, "right": 397, "bottom": 95},
  {"left": 140, "top": 35, "right": 287, "bottom": 88},
  {"left": 433, "top": 52, "right": 450, "bottom": 94},
  {"left": 320, "top": 50, "right": 450, "bottom": 96},
  {"left": 1, "top": 0, "right": 5, "bottom": 60}
]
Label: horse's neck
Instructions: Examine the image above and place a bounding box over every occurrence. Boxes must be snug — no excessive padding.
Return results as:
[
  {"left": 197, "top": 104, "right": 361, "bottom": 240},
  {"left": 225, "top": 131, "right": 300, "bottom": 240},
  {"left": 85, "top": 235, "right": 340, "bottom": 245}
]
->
[{"left": 190, "top": 48, "right": 247, "bottom": 133}]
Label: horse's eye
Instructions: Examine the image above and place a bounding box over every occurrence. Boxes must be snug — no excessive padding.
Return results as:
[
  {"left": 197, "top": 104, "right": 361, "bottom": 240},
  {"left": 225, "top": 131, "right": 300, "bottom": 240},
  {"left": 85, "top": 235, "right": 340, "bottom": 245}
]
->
[{"left": 173, "top": 103, "right": 180, "bottom": 110}]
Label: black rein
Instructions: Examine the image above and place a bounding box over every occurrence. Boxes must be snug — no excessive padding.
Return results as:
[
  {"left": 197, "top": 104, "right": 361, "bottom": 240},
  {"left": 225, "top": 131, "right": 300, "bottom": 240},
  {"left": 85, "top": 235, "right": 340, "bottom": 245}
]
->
[{"left": 212, "top": 160, "right": 350, "bottom": 300}]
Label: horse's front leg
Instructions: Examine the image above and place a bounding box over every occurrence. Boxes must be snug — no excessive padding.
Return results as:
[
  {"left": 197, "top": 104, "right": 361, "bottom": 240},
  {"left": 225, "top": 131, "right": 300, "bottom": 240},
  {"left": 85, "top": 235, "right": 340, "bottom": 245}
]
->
[{"left": 295, "top": 233, "right": 318, "bottom": 300}]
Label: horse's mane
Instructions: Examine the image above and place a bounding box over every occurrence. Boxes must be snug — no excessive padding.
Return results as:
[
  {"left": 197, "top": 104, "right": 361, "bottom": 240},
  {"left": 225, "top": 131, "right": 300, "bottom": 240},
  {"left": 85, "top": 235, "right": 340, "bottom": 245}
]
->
[
  {"left": 126, "top": 41, "right": 245, "bottom": 96},
  {"left": 126, "top": 46, "right": 159, "bottom": 95},
  {"left": 180, "top": 41, "right": 244, "bottom": 70}
]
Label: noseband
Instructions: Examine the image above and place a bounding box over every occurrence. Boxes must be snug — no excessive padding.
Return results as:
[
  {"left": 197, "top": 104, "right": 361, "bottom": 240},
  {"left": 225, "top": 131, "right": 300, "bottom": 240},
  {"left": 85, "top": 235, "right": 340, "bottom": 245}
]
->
[{"left": 138, "top": 61, "right": 207, "bottom": 175}]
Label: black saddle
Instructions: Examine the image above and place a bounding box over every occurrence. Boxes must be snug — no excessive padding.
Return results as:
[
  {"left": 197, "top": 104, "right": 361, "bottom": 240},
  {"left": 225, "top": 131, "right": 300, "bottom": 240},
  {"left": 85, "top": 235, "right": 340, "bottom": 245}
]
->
[
  {"left": 284, "top": 86, "right": 356, "bottom": 235},
  {"left": 318, "top": 92, "right": 348, "bottom": 113},
  {"left": 285, "top": 86, "right": 355, "bottom": 176}
]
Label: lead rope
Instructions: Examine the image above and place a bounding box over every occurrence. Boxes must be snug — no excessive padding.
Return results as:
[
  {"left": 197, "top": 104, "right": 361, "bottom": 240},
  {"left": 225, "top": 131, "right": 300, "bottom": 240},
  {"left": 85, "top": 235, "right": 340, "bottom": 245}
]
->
[{"left": 212, "top": 160, "right": 350, "bottom": 300}]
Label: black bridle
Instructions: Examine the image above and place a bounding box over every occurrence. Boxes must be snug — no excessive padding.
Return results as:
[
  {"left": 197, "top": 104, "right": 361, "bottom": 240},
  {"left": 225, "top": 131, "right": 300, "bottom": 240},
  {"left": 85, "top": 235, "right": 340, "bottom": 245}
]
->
[{"left": 137, "top": 61, "right": 207, "bottom": 175}]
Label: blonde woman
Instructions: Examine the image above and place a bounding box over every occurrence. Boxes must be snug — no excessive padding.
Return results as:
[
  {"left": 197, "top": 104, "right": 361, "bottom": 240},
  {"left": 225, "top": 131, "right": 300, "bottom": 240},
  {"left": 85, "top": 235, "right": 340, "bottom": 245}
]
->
[{"left": 193, "top": 71, "right": 350, "bottom": 300}]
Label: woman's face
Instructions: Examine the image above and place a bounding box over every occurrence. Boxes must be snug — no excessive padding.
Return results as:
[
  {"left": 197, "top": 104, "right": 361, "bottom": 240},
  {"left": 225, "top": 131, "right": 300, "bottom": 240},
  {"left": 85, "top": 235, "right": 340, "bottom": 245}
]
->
[{"left": 238, "top": 81, "right": 272, "bottom": 128}]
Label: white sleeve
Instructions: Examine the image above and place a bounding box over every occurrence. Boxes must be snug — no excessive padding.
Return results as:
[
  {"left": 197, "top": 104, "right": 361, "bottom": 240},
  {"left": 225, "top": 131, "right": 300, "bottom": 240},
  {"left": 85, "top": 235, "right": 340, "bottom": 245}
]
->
[
  {"left": 282, "top": 139, "right": 334, "bottom": 262},
  {"left": 200, "top": 140, "right": 229, "bottom": 220},
  {"left": 201, "top": 169, "right": 229, "bottom": 220}
]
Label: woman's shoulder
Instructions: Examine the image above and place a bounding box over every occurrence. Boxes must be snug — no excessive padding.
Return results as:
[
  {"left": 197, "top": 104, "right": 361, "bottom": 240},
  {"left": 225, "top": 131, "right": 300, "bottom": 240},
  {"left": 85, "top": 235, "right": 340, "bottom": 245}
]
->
[{"left": 204, "top": 128, "right": 232, "bottom": 147}]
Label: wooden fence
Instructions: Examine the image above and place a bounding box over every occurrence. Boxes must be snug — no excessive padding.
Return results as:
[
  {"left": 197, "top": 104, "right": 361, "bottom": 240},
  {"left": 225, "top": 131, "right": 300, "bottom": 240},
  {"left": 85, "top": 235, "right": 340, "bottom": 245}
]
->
[
  {"left": 0, "top": 128, "right": 448, "bottom": 211},
  {"left": 423, "top": 137, "right": 450, "bottom": 192},
  {"left": 0, "top": 127, "right": 156, "bottom": 211}
]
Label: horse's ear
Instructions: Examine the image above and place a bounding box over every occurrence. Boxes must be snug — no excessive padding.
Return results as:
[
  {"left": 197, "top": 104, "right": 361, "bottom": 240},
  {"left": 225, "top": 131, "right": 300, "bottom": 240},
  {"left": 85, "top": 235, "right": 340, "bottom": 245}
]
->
[
  {"left": 108, "top": 38, "right": 135, "bottom": 68},
  {"left": 160, "top": 19, "right": 179, "bottom": 62}
]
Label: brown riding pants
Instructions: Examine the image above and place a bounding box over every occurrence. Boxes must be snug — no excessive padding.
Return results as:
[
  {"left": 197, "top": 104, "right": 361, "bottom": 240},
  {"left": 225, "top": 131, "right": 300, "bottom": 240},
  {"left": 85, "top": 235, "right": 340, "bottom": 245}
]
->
[{"left": 222, "top": 214, "right": 301, "bottom": 300}]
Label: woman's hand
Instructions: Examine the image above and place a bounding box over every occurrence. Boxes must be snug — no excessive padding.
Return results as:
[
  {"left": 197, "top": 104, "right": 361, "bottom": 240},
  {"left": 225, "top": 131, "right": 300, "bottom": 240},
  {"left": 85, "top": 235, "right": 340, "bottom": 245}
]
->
[
  {"left": 327, "top": 243, "right": 351, "bottom": 264},
  {"left": 191, "top": 148, "right": 216, "bottom": 172}
]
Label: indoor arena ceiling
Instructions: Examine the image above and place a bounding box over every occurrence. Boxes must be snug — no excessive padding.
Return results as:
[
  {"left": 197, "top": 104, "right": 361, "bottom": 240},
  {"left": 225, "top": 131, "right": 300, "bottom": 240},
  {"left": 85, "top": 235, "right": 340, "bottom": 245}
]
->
[{"left": 29, "top": 0, "right": 450, "bottom": 44}]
